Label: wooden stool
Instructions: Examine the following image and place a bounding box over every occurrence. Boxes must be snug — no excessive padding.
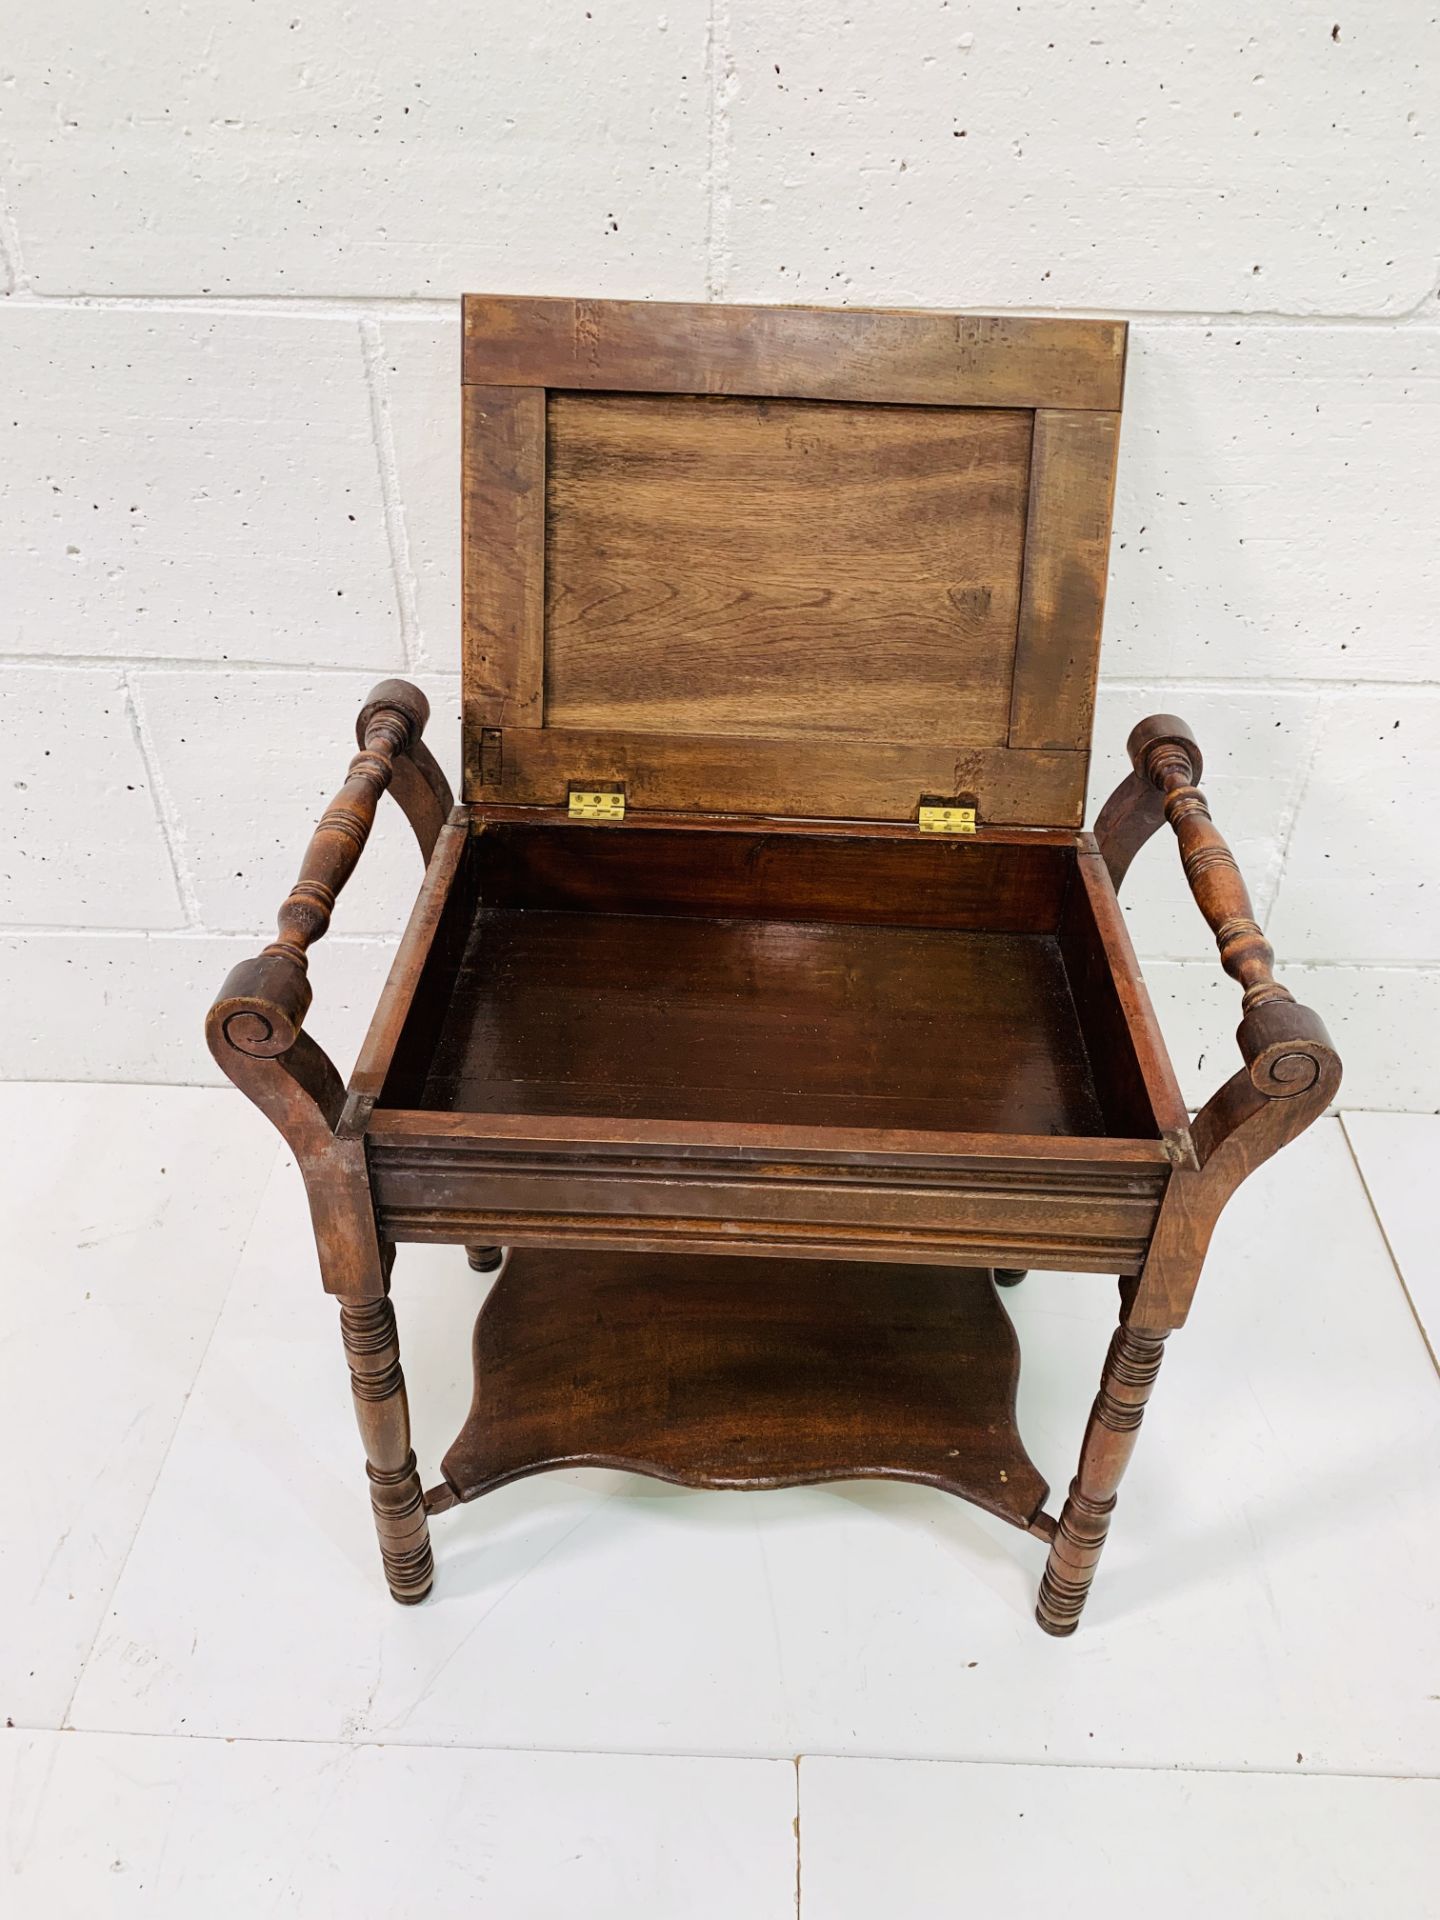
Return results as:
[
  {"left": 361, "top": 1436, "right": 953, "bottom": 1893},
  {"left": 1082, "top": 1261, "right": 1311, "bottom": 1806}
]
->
[{"left": 207, "top": 297, "right": 1339, "bottom": 1634}]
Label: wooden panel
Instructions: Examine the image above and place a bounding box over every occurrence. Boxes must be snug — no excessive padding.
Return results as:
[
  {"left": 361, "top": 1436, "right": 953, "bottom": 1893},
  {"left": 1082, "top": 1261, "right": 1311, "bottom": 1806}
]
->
[
  {"left": 372, "top": 1142, "right": 1166, "bottom": 1275},
  {"left": 474, "top": 727, "right": 1086, "bottom": 825},
  {"left": 543, "top": 392, "right": 1031, "bottom": 745},
  {"left": 367, "top": 1109, "right": 1173, "bottom": 1166},
  {"left": 346, "top": 817, "right": 468, "bottom": 1124},
  {"left": 460, "top": 300, "right": 1127, "bottom": 824},
  {"left": 461, "top": 384, "right": 546, "bottom": 738},
  {"left": 372, "top": 825, "right": 481, "bottom": 1112},
  {"left": 418, "top": 908, "right": 1110, "bottom": 1137},
  {"left": 1070, "top": 849, "right": 1194, "bottom": 1154},
  {"left": 438, "top": 1252, "right": 1050, "bottom": 1525},
  {"left": 374, "top": 1136, "right": 1175, "bottom": 1274},
  {"left": 1008, "top": 409, "right": 1122, "bottom": 751},
  {"left": 1058, "top": 855, "right": 1167, "bottom": 1143},
  {"left": 472, "top": 820, "right": 1070, "bottom": 932},
  {"left": 379, "top": 1212, "right": 1155, "bottom": 1275},
  {"left": 463, "top": 295, "right": 1127, "bottom": 412}
]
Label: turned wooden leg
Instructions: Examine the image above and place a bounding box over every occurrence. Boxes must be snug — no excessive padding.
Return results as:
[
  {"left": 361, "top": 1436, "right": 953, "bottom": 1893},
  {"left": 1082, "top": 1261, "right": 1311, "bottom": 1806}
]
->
[
  {"left": 339, "top": 1296, "right": 434, "bottom": 1604},
  {"left": 1036, "top": 1319, "right": 1168, "bottom": 1637},
  {"left": 466, "top": 1244, "right": 505, "bottom": 1274},
  {"left": 993, "top": 1268, "right": 1027, "bottom": 1288}
]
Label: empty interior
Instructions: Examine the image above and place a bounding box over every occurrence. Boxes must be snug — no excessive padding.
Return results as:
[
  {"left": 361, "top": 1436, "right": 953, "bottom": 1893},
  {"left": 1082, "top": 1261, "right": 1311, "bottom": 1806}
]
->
[{"left": 379, "top": 821, "right": 1163, "bottom": 1142}]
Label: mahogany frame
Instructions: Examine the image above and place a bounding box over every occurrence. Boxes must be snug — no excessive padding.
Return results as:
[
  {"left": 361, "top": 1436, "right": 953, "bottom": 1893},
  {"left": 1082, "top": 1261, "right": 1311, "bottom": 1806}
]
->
[
  {"left": 205, "top": 300, "right": 1339, "bottom": 1638},
  {"left": 206, "top": 691, "right": 1338, "bottom": 1632}
]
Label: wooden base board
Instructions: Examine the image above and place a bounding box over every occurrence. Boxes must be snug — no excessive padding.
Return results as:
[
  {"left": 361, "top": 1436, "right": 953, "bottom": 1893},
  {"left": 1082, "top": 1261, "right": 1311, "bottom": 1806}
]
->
[{"left": 440, "top": 1249, "right": 1049, "bottom": 1529}]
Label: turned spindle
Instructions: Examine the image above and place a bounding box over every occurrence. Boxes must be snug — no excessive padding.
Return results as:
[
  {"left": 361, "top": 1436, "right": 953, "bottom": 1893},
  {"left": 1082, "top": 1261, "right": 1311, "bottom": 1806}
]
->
[
  {"left": 211, "top": 681, "right": 435, "bottom": 1062},
  {"left": 1036, "top": 1323, "right": 1168, "bottom": 1636},
  {"left": 1119, "top": 715, "right": 1338, "bottom": 1104},
  {"left": 1127, "top": 715, "right": 1290, "bottom": 1018},
  {"left": 340, "top": 1294, "right": 434, "bottom": 1603}
]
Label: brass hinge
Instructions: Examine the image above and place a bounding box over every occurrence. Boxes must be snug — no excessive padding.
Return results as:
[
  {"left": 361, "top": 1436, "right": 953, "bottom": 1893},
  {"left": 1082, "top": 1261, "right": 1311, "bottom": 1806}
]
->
[
  {"left": 917, "top": 802, "right": 977, "bottom": 835},
  {"left": 568, "top": 785, "right": 626, "bottom": 823}
]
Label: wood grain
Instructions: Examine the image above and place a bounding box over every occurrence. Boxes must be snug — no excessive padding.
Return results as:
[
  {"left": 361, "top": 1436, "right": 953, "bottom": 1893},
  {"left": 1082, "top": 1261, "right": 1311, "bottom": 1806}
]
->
[
  {"left": 344, "top": 815, "right": 468, "bottom": 1131},
  {"left": 440, "top": 1249, "right": 1049, "bottom": 1526},
  {"left": 471, "top": 725, "right": 1087, "bottom": 825},
  {"left": 544, "top": 391, "right": 1032, "bottom": 745},
  {"left": 469, "top": 817, "right": 1071, "bottom": 932},
  {"left": 419, "top": 908, "right": 1111, "bottom": 1138},
  {"left": 1067, "top": 849, "right": 1194, "bottom": 1155},
  {"left": 461, "top": 384, "right": 546, "bottom": 741},
  {"left": 1008, "top": 409, "right": 1122, "bottom": 751},
  {"left": 339, "top": 1293, "right": 433, "bottom": 1603},
  {"left": 463, "top": 295, "right": 1127, "bottom": 411},
  {"left": 461, "top": 301, "right": 1123, "bottom": 825},
  {"left": 1036, "top": 1321, "right": 1167, "bottom": 1635},
  {"left": 371, "top": 1136, "right": 1167, "bottom": 1275},
  {"left": 465, "top": 803, "right": 1081, "bottom": 846},
  {"left": 367, "top": 1107, "right": 1172, "bottom": 1166}
]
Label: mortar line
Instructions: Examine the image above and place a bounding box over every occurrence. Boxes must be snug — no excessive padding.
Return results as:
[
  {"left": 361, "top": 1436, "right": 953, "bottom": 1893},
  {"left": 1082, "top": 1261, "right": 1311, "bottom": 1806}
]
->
[
  {"left": 0, "top": 923, "right": 401, "bottom": 942},
  {"left": 0, "top": 654, "right": 460, "bottom": 681},
  {"left": 359, "top": 315, "right": 426, "bottom": 671},
  {"left": 1100, "top": 674, "right": 1440, "bottom": 696},
  {"left": 119, "top": 668, "right": 205, "bottom": 928},
  {"left": 2, "top": 657, "right": 1433, "bottom": 696},
  {"left": 1, "top": 286, "right": 1438, "bottom": 331},
  {"left": 703, "top": 0, "right": 734, "bottom": 301},
  {"left": 0, "top": 291, "right": 463, "bottom": 320},
  {"left": 1103, "top": 953, "right": 1437, "bottom": 973}
]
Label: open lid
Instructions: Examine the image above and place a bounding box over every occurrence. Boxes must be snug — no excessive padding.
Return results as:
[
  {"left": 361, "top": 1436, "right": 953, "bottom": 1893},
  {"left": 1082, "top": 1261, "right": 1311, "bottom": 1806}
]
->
[{"left": 461, "top": 296, "right": 1126, "bottom": 828}]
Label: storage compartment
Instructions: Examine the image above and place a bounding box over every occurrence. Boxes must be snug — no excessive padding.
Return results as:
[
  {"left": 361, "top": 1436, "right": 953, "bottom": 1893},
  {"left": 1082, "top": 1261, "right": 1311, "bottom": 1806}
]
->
[
  {"left": 378, "top": 816, "right": 1171, "bottom": 1146},
  {"left": 203, "top": 300, "right": 1345, "bottom": 1629}
]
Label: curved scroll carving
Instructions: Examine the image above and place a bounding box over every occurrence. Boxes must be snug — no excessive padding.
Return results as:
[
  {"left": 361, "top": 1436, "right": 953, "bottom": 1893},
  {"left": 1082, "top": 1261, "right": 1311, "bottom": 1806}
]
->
[
  {"left": 204, "top": 680, "right": 447, "bottom": 1299},
  {"left": 206, "top": 677, "right": 443, "bottom": 1080}
]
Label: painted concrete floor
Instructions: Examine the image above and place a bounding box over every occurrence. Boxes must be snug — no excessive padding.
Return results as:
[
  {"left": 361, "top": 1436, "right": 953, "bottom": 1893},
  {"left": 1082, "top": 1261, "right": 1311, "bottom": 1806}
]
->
[{"left": 1, "top": 1085, "right": 1436, "bottom": 1916}]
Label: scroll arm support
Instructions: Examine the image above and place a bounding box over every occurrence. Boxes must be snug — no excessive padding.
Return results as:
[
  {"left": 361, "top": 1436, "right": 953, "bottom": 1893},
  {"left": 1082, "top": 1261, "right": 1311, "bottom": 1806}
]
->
[
  {"left": 204, "top": 678, "right": 449, "bottom": 1298},
  {"left": 1041, "top": 715, "right": 1340, "bottom": 1631},
  {"left": 1096, "top": 713, "right": 1343, "bottom": 1331}
]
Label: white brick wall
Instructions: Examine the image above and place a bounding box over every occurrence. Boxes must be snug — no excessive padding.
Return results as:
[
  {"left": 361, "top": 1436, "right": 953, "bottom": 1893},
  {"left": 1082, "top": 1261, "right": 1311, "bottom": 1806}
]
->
[{"left": 2, "top": 2, "right": 1436, "bottom": 1109}]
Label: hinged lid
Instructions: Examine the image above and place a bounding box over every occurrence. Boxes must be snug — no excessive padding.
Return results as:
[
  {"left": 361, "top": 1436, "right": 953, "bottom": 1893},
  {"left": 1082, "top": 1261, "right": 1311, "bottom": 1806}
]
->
[{"left": 461, "top": 296, "right": 1126, "bottom": 827}]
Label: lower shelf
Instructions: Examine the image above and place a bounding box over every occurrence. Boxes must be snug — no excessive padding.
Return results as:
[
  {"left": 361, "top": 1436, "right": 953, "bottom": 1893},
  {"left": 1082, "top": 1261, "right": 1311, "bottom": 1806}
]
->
[{"left": 440, "top": 1249, "right": 1049, "bottom": 1531}]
